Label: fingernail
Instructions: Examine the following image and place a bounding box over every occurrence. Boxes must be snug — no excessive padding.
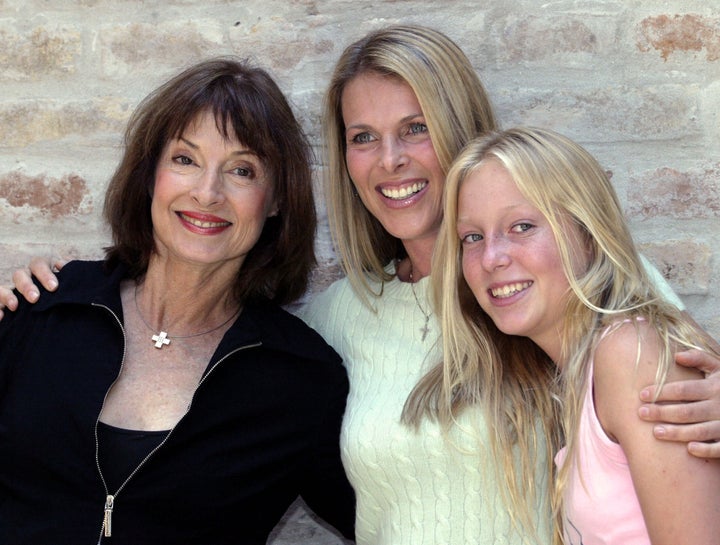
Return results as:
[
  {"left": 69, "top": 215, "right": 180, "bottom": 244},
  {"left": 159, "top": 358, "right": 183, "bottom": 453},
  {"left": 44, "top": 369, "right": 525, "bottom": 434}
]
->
[
  {"left": 639, "top": 389, "right": 650, "bottom": 401},
  {"left": 48, "top": 279, "right": 58, "bottom": 290},
  {"left": 29, "top": 290, "right": 39, "bottom": 302},
  {"left": 654, "top": 425, "right": 666, "bottom": 437},
  {"left": 638, "top": 406, "right": 649, "bottom": 418}
]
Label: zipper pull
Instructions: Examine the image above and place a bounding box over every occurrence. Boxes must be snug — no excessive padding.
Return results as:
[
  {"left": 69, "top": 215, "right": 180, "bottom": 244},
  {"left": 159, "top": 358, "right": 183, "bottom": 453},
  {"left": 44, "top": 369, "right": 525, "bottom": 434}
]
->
[{"left": 103, "top": 494, "right": 114, "bottom": 537}]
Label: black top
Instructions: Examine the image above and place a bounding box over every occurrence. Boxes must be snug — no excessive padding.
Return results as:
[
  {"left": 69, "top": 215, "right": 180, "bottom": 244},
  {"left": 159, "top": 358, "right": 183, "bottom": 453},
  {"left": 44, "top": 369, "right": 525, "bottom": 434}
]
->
[
  {"left": 0, "top": 260, "right": 355, "bottom": 545},
  {"left": 97, "top": 422, "right": 169, "bottom": 493}
]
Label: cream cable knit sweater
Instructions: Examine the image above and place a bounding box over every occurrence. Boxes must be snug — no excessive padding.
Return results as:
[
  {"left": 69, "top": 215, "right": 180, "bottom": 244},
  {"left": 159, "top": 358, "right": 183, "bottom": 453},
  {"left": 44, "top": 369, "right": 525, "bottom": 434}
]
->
[
  {"left": 297, "top": 273, "right": 551, "bottom": 545},
  {"left": 295, "top": 256, "right": 681, "bottom": 544}
]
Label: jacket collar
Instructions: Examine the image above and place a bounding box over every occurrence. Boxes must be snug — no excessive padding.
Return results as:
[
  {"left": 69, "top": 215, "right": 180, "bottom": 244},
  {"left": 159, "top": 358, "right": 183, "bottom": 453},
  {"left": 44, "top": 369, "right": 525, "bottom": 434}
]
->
[
  {"left": 33, "top": 260, "right": 340, "bottom": 366},
  {"left": 33, "top": 260, "right": 126, "bottom": 315}
]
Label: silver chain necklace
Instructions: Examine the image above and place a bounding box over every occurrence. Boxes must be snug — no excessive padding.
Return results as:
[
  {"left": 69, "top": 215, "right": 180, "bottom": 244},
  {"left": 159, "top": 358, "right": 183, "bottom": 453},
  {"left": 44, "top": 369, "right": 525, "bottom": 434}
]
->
[
  {"left": 408, "top": 264, "right": 431, "bottom": 342},
  {"left": 134, "top": 285, "right": 240, "bottom": 349}
]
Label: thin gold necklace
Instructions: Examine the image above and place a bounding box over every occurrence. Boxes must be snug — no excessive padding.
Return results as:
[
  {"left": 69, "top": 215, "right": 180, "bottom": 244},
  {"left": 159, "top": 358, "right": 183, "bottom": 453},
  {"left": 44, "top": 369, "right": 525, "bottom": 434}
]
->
[
  {"left": 134, "top": 285, "right": 240, "bottom": 349},
  {"left": 408, "top": 264, "right": 431, "bottom": 342}
]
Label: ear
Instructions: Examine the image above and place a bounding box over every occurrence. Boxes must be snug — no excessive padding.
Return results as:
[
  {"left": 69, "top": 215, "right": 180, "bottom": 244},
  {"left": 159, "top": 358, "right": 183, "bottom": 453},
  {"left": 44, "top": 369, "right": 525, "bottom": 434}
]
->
[{"left": 267, "top": 201, "right": 279, "bottom": 217}]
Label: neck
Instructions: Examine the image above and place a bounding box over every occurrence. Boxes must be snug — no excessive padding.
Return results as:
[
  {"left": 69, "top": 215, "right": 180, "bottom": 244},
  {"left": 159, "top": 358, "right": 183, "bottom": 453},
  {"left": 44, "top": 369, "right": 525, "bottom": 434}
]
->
[
  {"left": 533, "top": 335, "right": 564, "bottom": 369},
  {"left": 398, "top": 235, "right": 436, "bottom": 282},
  {"left": 135, "top": 260, "right": 241, "bottom": 335}
]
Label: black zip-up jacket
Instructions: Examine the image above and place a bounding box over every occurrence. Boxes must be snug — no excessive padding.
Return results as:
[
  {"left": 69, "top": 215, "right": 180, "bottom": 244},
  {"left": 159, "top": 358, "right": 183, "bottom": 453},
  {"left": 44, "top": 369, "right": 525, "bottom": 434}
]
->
[{"left": 0, "top": 260, "right": 355, "bottom": 544}]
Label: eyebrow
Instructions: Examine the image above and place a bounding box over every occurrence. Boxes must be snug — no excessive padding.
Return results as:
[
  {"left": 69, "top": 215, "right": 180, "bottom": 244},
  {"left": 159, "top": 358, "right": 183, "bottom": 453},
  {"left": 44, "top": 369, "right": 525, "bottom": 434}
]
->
[
  {"left": 345, "top": 113, "right": 425, "bottom": 132},
  {"left": 177, "top": 136, "right": 259, "bottom": 158}
]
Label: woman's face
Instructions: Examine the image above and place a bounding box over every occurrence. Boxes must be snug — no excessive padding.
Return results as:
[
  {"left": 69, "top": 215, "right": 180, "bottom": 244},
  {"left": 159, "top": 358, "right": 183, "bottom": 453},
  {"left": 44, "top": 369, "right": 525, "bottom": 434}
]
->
[
  {"left": 341, "top": 72, "right": 445, "bottom": 245},
  {"left": 151, "top": 110, "right": 278, "bottom": 272},
  {"left": 457, "top": 159, "right": 583, "bottom": 362}
]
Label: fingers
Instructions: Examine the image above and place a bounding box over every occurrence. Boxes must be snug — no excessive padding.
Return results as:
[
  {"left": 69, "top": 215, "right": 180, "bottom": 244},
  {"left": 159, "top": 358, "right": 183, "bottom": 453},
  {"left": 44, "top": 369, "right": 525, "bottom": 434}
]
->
[
  {"left": 639, "top": 398, "right": 719, "bottom": 424},
  {"left": 648, "top": 421, "right": 720, "bottom": 459},
  {"left": 640, "top": 351, "right": 720, "bottom": 403},
  {"left": 1, "top": 256, "right": 65, "bottom": 321},
  {"left": 641, "top": 377, "right": 714, "bottom": 403},
  {"left": 9, "top": 255, "right": 59, "bottom": 304},
  {"left": 0, "top": 286, "right": 19, "bottom": 321},
  {"left": 52, "top": 258, "right": 68, "bottom": 273},
  {"left": 11, "top": 268, "right": 40, "bottom": 303},
  {"left": 688, "top": 440, "right": 720, "bottom": 459},
  {"left": 675, "top": 348, "right": 720, "bottom": 375},
  {"left": 651, "top": 419, "right": 720, "bottom": 442},
  {"left": 0, "top": 286, "right": 19, "bottom": 312},
  {"left": 28, "top": 256, "right": 60, "bottom": 292}
]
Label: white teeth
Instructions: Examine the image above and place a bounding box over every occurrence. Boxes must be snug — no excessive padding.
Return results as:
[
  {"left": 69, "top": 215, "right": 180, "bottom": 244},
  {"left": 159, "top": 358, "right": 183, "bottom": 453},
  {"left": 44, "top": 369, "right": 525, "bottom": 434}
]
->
[
  {"left": 491, "top": 281, "right": 531, "bottom": 299},
  {"left": 380, "top": 181, "right": 427, "bottom": 200},
  {"left": 180, "top": 213, "right": 229, "bottom": 229}
]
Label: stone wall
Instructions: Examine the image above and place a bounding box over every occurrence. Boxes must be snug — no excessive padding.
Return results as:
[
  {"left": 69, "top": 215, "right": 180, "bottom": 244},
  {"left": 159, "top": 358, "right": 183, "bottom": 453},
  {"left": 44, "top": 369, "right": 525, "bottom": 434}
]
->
[{"left": 1, "top": 1, "right": 719, "bottom": 542}]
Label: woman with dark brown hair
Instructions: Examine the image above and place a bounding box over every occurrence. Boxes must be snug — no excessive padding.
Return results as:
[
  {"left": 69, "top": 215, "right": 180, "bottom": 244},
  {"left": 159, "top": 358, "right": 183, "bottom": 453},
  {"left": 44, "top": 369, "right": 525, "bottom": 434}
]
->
[{"left": 0, "top": 57, "right": 354, "bottom": 545}]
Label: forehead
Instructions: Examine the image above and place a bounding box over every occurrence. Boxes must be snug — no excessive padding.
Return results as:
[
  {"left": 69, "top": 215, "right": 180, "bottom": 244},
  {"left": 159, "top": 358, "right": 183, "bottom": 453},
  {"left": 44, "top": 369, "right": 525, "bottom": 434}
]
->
[
  {"left": 457, "top": 160, "right": 527, "bottom": 215},
  {"left": 341, "top": 72, "right": 421, "bottom": 123},
  {"left": 461, "top": 159, "right": 517, "bottom": 194},
  {"left": 171, "top": 112, "right": 263, "bottom": 159}
]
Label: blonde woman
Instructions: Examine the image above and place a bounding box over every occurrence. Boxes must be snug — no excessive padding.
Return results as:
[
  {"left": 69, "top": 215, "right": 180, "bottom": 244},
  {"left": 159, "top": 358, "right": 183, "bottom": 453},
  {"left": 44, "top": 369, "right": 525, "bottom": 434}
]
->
[{"left": 437, "top": 126, "right": 720, "bottom": 544}]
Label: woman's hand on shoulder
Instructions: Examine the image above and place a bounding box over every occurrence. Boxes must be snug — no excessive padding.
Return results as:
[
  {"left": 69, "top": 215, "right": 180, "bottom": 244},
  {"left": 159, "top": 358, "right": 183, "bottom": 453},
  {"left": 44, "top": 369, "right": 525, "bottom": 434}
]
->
[
  {"left": 639, "top": 347, "right": 720, "bottom": 458},
  {"left": 0, "top": 257, "right": 64, "bottom": 320},
  {"left": 594, "top": 320, "right": 720, "bottom": 544}
]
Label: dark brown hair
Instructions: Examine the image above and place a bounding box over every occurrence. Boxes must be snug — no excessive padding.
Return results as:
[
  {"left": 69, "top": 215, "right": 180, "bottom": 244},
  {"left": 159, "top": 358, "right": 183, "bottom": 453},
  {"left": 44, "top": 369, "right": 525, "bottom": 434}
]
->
[{"left": 103, "top": 57, "right": 316, "bottom": 305}]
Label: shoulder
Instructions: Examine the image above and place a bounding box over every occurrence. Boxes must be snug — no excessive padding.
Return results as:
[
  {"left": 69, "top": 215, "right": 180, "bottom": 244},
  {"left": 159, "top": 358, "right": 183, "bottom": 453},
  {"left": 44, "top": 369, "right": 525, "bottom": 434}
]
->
[
  {"left": 243, "top": 298, "right": 343, "bottom": 368},
  {"left": 303, "top": 277, "right": 355, "bottom": 310},
  {"left": 35, "top": 260, "right": 126, "bottom": 310},
  {"left": 295, "top": 276, "right": 359, "bottom": 326},
  {"left": 594, "top": 320, "right": 661, "bottom": 393},
  {"left": 592, "top": 320, "right": 659, "bottom": 440},
  {"left": 38, "top": 260, "right": 106, "bottom": 298},
  {"left": 593, "top": 319, "right": 700, "bottom": 438}
]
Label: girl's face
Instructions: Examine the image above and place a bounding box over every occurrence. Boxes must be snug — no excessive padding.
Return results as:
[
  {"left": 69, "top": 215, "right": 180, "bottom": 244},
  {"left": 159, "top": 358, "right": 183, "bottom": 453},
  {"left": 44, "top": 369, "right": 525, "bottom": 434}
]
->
[
  {"left": 341, "top": 72, "right": 445, "bottom": 246},
  {"left": 151, "top": 111, "right": 278, "bottom": 273},
  {"left": 457, "top": 159, "right": 584, "bottom": 362}
]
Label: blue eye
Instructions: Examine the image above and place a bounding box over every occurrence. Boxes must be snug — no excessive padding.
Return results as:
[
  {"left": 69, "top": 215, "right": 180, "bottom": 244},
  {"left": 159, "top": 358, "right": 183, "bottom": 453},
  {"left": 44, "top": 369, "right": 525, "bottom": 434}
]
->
[
  {"left": 408, "top": 123, "right": 428, "bottom": 135},
  {"left": 351, "top": 132, "right": 374, "bottom": 144},
  {"left": 461, "top": 233, "right": 483, "bottom": 244},
  {"left": 513, "top": 223, "right": 534, "bottom": 233}
]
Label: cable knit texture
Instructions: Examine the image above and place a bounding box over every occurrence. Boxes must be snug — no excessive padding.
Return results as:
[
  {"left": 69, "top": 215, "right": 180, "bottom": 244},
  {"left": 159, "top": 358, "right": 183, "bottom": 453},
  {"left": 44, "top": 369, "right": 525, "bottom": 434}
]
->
[{"left": 297, "top": 271, "right": 551, "bottom": 545}]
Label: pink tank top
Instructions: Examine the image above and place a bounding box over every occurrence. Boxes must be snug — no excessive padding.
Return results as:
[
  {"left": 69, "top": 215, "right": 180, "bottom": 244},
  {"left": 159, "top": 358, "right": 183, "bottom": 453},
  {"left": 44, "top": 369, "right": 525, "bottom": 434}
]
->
[{"left": 554, "top": 347, "right": 651, "bottom": 544}]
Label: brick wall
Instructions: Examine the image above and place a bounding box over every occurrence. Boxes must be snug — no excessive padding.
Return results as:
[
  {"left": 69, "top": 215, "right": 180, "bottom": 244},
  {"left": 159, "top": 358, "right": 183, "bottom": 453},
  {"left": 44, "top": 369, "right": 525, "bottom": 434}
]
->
[{"left": 1, "top": 1, "right": 719, "bottom": 542}]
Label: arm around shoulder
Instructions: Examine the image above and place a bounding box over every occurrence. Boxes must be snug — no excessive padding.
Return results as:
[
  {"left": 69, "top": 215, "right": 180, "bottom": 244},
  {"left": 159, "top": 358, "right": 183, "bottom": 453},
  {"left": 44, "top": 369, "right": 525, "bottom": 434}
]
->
[{"left": 594, "top": 321, "right": 720, "bottom": 544}]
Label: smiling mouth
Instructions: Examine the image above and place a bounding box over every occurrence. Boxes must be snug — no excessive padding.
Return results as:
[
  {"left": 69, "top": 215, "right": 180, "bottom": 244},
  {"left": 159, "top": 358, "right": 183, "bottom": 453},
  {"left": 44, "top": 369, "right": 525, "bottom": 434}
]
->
[
  {"left": 491, "top": 281, "right": 532, "bottom": 299},
  {"left": 178, "top": 212, "right": 231, "bottom": 229},
  {"left": 380, "top": 181, "right": 427, "bottom": 200}
]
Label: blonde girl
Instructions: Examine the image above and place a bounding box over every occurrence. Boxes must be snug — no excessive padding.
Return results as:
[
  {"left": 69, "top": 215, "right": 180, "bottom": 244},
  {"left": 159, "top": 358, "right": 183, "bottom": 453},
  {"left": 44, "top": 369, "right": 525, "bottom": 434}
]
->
[{"left": 436, "top": 126, "right": 720, "bottom": 544}]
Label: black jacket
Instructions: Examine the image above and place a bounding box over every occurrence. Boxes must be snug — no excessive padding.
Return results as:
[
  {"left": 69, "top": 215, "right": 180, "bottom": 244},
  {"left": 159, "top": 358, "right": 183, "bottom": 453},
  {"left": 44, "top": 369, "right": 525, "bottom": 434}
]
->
[{"left": 0, "top": 260, "right": 355, "bottom": 544}]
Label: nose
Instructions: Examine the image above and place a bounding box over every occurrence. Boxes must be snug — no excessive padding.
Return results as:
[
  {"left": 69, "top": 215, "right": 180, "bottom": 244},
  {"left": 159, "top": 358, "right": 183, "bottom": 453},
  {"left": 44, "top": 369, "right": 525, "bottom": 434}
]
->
[
  {"left": 190, "top": 167, "right": 224, "bottom": 207},
  {"left": 378, "top": 136, "right": 408, "bottom": 172},
  {"left": 481, "top": 234, "right": 512, "bottom": 271}
]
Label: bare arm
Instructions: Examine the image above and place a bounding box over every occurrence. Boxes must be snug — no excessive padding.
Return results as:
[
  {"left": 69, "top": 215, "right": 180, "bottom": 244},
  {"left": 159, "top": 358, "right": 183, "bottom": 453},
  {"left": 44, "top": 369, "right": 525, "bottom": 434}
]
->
[
  {"left": 639, "top": 259, "right": 720, "bottom": 456},
  {"left": 595, "top": 323, "right": 720, "bottom": 544},
  {"left": 639, "top": 346, "right": 720, "bottom": 458},
  {"left": 0, "top": 257, "right": 64, "bottom": 320}
]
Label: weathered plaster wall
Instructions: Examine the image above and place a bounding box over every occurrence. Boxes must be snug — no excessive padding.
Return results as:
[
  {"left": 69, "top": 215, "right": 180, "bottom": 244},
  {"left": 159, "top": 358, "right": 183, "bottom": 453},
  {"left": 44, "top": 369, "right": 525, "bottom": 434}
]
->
[{"left": 1, "top": 1, "right": 719, "bottom": 541}]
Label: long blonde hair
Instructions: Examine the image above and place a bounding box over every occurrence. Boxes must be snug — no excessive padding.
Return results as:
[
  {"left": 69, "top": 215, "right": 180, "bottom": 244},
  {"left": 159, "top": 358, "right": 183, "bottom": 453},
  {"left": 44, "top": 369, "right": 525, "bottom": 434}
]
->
[
  {"left": 437, "top": 126, "right": 716, "bottom": 543},
  {"left": 322, "top": 24, "right": 497, "bottom": 305}
]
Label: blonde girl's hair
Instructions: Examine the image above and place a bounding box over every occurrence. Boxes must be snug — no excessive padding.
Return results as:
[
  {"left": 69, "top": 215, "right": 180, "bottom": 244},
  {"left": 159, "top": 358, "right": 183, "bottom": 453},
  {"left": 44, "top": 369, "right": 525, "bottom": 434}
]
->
[
  {"left": 434, "top": 126, "right": 716, "bottom": 544},
  {"left": 322, "top": 24, "right": 497, "bottom": 304}
]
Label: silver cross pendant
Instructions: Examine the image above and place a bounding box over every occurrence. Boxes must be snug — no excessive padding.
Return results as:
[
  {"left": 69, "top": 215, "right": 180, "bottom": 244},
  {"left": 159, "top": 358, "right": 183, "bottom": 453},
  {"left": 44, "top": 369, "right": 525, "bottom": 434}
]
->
[{"left": 151, "top": 331, "right": 171, "bottom": 349}]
